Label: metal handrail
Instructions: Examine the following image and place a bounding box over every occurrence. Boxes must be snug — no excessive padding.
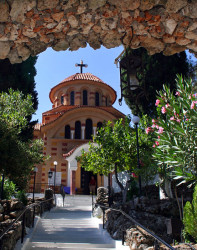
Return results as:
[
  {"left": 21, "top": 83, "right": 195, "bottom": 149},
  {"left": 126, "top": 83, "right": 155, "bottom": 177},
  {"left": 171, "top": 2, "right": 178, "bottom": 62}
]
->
[
  {"left": 94, "top": 202, "right": 175, "bottom": 250},
  {"left": 0, "top": 198, "right": 53, "bottom": 246}
]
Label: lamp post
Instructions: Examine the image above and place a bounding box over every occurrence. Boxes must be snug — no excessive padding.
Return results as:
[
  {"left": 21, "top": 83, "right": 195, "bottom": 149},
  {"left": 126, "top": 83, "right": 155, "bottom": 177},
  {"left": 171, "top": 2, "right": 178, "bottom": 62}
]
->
[
  {"left": 32, "top": 167, "right": 38, "bottom": 203},
  {"left": 132, "top": 116, "right": 142, "bottom": 195},
  {"left": 118, "top": 49, "right": 144, "bottom": 196},
  {"left": 48, "top": 169, "right": 53, "bottom": 189},
  {"left": 53, "top": 161, "right": 57, "bottom": 205}
]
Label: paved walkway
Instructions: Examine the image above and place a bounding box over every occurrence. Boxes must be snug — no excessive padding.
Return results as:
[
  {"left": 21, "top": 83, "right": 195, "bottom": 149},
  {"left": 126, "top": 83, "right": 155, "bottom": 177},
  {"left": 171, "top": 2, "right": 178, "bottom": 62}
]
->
[{"left": 17, "top": 195, "right": 129, "bottom": 250}]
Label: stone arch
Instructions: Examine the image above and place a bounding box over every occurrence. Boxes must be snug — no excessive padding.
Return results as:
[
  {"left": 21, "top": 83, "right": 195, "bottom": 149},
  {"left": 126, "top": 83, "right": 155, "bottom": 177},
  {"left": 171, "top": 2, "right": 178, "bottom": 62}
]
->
[{"left": 1, "top": 1, "right": 197, "bottom": 64}]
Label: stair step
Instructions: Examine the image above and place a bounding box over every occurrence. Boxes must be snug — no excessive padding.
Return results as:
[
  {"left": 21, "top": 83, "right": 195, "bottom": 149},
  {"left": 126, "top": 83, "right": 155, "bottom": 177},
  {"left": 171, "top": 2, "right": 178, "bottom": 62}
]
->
[{"left": 28, "top": 242, "right": 115, "bottom": 249}]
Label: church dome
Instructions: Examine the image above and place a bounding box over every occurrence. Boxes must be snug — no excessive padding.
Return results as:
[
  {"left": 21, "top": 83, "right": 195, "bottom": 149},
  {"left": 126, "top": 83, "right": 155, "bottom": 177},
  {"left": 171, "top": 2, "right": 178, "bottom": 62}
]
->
[
  {"left": 49, "top": 72, "right": 117, "bottom": 106},
  {"left": 60, "top": 73, "right": 105, "bottom": 84}
]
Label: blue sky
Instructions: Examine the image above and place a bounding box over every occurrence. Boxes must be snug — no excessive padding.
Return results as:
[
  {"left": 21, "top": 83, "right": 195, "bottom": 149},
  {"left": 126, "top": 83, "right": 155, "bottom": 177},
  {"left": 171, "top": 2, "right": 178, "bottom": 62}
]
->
[
  {"left": 33, "top": 46, "right": 196, "bottom": 123},
  {"left": 33, "top": 45, "right": 131, "bottom": 122}
]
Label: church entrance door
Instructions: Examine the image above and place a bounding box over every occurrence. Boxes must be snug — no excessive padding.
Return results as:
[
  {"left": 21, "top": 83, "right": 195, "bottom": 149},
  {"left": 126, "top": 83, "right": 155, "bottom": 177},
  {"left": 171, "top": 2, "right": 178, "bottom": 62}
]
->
[{"left": 81, "top": 168, "right": 97, "bottom": 195}]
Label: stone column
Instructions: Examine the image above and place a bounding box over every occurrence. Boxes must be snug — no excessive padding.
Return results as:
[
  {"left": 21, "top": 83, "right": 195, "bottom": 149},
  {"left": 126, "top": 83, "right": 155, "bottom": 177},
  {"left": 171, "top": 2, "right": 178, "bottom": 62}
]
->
[
  {"left": 93, "top": 126, "right": 97, "bottom": 137},
  {"left": 71, "top": 129, "right": 74, "bottom": 139},
  {"left": 81, "top": 126, "right": 85, "bottom": 139}
]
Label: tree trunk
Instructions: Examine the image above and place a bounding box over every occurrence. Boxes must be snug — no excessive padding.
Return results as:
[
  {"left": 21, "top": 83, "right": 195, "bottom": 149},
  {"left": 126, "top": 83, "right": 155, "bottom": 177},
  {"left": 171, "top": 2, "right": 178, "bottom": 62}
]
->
[
  {"left": 114, "top": 164, "right": 131, "bottom": 203},
  {"left": 159, "top": 178, "right": 173, "bottom": 199}
]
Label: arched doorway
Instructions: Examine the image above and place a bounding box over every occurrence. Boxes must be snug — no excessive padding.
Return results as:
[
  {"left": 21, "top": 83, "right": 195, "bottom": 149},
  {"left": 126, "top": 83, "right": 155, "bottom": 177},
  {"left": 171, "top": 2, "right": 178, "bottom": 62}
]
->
[{"left": 81, "top": 168, "right": 97, "bottom": 195}]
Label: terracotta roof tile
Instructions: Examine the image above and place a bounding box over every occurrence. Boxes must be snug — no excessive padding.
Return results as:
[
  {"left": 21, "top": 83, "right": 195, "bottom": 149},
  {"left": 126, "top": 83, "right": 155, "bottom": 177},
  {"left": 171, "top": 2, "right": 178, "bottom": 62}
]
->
[{"left": 60, "top": 73, "right": 105, "bottom": 84}]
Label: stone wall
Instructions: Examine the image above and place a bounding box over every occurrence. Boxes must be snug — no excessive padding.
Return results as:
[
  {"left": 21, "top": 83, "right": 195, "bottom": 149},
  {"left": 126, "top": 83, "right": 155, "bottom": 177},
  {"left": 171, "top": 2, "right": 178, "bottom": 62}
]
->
[
  {"left": 103, "top": 197, "right": 197, "bottom": 249},
  {"left": 0, "top": 198, "right": 53, "bottom": 250},
  {"left": 0, "top": 0, "right": 197, "bottom": 63}
]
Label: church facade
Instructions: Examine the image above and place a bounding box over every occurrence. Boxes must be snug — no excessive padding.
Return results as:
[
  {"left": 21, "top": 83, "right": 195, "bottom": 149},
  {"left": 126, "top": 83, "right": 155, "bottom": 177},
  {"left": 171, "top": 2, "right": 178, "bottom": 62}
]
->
[{"left": 33, "top": 68, "right": 125, "bottom": 195}]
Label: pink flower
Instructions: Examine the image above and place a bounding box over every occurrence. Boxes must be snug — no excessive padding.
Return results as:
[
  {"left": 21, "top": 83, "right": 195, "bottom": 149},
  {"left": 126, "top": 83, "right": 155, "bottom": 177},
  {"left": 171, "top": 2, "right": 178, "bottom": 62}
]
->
[
  {"left": 191, "top": 101, "right": 195, "bottom": 109},
  {"left": 155, "top": 99, "right": 160, "bottom": 106},
  {"left": 176, "top": 119, "right": 180, "bottom": 123},
  {"left": 165, "top": 103, "right": 170, "bottom": 108},
  {"left": 156, "top": 125, "right": 159, "bottom": 129},
  {"left": 186, "top": 118, "right": 188, "bottom": 121},
  {"left": 161, "top": 107, "right": 166, "bottom": 114},
  {"left": 155, "top": 141, "right": 159, "bottom": 146},
  {"left": 189, "top": 95, "right": 192, "bottom": 99},
  {"left": 158, "top": 127, "right": 164, "bottom": 134},
  {"left": 158, "top": 136, "right": 160, "bottom": 139},
  {"left": 145, "top": 127, "right": 152, "bottom": 134},
  {"left": 131, "top": 173, "right": 138, "bottom": 178},
  {"left": 175, "top": 91, "right": 180, "bottom": 96},
  {"left": 152, "top": 124, "right": 156, "bottom": 128},
  {"left": 153, "top": 144, "right": 156, "bottom": 148},
  {"left": 170, "top": 116, "right": 175, "bottom": 121},
  {"left": 152, "top": 119, "right": 155, "bottom": 123}
]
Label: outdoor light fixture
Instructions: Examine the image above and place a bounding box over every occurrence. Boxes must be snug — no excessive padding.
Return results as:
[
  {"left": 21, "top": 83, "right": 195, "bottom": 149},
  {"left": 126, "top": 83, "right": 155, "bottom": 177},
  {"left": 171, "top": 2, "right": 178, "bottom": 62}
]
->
[
  {"left": 118, "top": 49, "right": 141, "bottom": 105},
  {"left": 33, "top": 167, "right": 38, "bottom": 203},
  {"left": 48, "top": 169, "right": 53, "bottom": 189},
  {"left": 53, "top": 161, "right": 57, "bottom": 205},
  {"left": 132, "top": 115, "right": 142, "bottom": 195}
]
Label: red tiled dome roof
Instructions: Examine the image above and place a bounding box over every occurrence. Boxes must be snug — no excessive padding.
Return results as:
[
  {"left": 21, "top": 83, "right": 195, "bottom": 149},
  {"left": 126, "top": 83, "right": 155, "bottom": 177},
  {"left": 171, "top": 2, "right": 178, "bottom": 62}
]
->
[{"left": 60, "top": 73, "right": 105, "bottom": 84}]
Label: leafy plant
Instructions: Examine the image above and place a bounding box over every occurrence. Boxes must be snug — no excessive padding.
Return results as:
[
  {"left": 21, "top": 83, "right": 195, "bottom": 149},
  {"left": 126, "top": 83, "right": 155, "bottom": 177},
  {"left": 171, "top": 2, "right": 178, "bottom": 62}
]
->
[
  {"left": 0, "top": 177, "right": 16, "bottom": 200},
  {"left": 15, "top": 190, "right": 29, "bottom": 206},
  {"left": 183, "top": 185, "right": 197, "bottom": 242},
  {"left": 127, "top": 177, "right": 139, "bottom": 200},
  {"left": 77, "top": 116, "right": 155, "bottom": 203},
  {"left": 147, "top": 75, "right": 197, "bottom": 186}
]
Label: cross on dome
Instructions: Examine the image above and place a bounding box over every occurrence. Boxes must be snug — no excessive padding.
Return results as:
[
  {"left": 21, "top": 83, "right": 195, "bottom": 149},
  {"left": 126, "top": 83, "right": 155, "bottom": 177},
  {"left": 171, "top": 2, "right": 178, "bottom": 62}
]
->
[{"left": 75, "top": 60, "right": 88, "bottom": 73}]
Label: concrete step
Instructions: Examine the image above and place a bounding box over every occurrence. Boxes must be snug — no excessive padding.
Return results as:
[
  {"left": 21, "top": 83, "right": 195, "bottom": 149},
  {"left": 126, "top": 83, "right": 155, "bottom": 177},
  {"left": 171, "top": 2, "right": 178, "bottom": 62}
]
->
[{"left": 27, "top": 242, "right": 115, "bottom": 249}]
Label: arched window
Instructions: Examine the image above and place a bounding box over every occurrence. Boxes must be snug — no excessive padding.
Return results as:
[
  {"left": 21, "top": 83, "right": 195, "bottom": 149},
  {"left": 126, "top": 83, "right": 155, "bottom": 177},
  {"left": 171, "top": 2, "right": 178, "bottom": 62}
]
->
[
  {"left": 83, "top": 90, "right": 88, "bottom": 105},
  {"left": 105, "top": 96, "right": 108, "bottom": 106},
  {"left": 85, "top": 119, "right": 93, "bottom": 139},
  {"left": 75, "top": 121, "right": 81, "bottom": 139},
  {"left": 61, "top": 95, "right": 64, "bottom": 105},
  {"left": 65, "top": 125, "right": 71, "bottom": 139},
  {"left": 97, "top": 122, "right": 103, "bottom": 130},
  {"left": 95, "top": 92, "right": 100, "bottom": 106},
  {"left": 70, "top": 91, "right": 75, "bottom": 105}
]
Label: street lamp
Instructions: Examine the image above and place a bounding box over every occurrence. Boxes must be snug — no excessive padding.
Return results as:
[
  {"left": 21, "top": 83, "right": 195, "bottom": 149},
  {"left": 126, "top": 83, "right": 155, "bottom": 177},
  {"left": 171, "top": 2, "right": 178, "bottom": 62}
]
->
[
  {"left": 48, "top": 169, "right": 53, "bottom": 189},
  {"left": 32, "top": 167, "right": 38, "bottom": 203},
  {"left": 132, "top": 115, "right": 142, "bottom": 195},
  {"left": 118, "top": 49, "right": 141, "bottom": 105},
  {"left": 53, "top": 161, "right": 57, "bottom": 205}
]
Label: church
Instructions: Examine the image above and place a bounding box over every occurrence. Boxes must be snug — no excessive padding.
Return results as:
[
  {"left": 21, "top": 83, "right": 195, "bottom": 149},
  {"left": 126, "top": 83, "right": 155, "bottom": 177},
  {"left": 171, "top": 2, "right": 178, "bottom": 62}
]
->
[{"left": 33, "top": 62, "right": 125, "bottom": 195}]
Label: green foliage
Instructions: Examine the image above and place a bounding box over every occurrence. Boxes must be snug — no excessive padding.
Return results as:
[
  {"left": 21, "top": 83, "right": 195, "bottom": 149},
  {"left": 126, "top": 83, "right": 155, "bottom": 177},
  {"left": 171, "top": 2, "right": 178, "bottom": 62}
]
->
[
  {"left": 148, "top": 75, "right": 197, "bottom": 185},
  {"left": 77, "top": 116, "right": 155, "bottom": 187},
  {"left": 183, "top": 185, "right": 197, "bottom": 242},
  {"left": 15, "top": 190, "right": 28, "bottom": 206},
  {"left": 0, "top": 89, "right": 45, "bottom": 189},
  {"left": 0, "top": 56, "right": 38, "bottom": 141},
  {"left": 122, "top": 48, "right": 191, "bottom": 117},
  {"left": 0, "top": 178, "right": 16, "bottom": 200},
  {"left": 0, "top": 89, "right": 34, "bottom": 134},
  {"left": 127, "top": 177, "right": 139, "bottom": 200}
]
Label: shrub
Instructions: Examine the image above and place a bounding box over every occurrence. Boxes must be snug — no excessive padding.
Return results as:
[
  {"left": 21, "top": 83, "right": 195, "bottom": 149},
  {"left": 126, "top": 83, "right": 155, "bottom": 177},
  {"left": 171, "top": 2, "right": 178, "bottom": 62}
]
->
[
  {"left": 183, "top": 185, "right": 197, "bottom": 242},
  {"left": 16, "top": 190, "right": 28, "bottom": 206},
  {"left": 0, "top": 177, "right": 16, "bottom": 200}
]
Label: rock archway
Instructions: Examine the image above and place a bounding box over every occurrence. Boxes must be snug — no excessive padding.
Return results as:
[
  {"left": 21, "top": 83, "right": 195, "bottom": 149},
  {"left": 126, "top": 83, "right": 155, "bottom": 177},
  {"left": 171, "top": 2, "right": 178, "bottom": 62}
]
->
[{"left": 0, "top": 0, "right": 197, "bottom": 63}]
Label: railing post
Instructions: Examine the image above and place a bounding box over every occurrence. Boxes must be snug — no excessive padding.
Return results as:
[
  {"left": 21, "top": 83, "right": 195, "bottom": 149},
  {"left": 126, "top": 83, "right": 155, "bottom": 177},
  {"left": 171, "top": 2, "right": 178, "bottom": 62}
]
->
[
  {"left": 154, "top": 239, "right": 160, "bottom": 250},
  {"left": 92, "top": 192, "right": 94, "bottom": 214},
  {"left": 0, "top": 239, "right": 3, "bottom": 249},
  {"left": 32, "top": 206, "right": 35, "bottom": 228},
  {"left": 122, "top": 231, "right": 125, "bottom": 245},
  {"left": 40, "top": 203, "right": 43, "bottom": 217},
  {"left": 21, "top": 212, "right": 26, "bottom": 243},
  {"left": 103, "top": 208, "right": 105, "bottom": 229}
]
